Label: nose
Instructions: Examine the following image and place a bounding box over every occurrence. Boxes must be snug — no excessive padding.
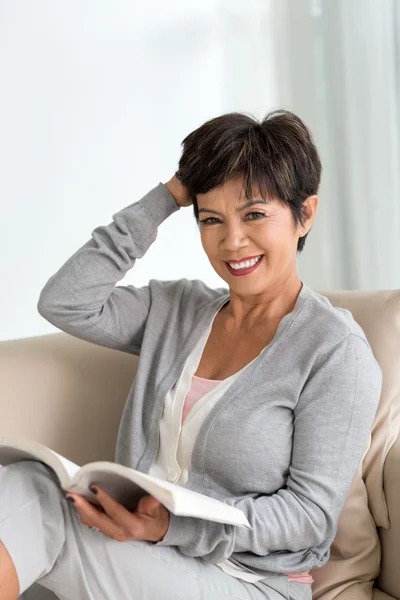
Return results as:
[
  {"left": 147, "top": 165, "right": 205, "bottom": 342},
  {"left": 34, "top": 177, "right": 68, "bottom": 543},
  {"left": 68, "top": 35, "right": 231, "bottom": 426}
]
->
[{"left": 220, "top": 222, "right": 248, "bottom": 252}]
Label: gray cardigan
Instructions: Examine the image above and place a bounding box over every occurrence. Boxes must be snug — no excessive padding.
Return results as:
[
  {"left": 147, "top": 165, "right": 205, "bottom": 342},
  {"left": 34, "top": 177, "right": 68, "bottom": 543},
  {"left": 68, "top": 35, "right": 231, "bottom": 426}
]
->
[{"left": 38, "top": 183, "right": 382, "bottom": 577}]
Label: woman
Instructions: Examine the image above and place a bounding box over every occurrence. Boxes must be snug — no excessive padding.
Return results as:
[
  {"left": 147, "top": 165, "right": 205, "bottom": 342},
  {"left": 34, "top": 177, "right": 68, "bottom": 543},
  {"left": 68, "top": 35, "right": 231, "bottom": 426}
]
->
[{"left": 0, "top": 110, "right": 381, "bottom": 600}]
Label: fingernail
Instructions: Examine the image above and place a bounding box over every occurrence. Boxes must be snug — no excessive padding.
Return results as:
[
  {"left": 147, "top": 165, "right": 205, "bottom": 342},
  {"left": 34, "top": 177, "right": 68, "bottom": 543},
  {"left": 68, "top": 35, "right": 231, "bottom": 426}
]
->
[
  {"left": 89, "top": 485, "right": 98, "bottom": 495},
  {"left": 66, "top": 496, "right": 75, "bottom": 504}
]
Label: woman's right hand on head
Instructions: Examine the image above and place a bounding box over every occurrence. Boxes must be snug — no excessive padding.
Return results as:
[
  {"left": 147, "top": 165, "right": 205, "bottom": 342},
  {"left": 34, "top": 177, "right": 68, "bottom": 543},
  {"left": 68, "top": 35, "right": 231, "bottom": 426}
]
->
[{"left": 164, "top": 172, "right": 193, "bottom": 208}]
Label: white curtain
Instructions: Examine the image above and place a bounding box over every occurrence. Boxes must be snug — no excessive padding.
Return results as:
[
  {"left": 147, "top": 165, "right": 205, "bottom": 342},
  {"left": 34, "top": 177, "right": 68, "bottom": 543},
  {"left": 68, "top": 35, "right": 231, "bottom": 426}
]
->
[{"left": 267, "top": 0, "right": 400, "bottom": 290}]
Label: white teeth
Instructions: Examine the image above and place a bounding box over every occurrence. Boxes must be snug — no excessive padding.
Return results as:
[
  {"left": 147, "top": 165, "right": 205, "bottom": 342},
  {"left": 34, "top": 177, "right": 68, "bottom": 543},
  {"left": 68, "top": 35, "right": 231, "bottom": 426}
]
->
[{"left": 228, "top": 255, "right": 262, "bottom": 270}]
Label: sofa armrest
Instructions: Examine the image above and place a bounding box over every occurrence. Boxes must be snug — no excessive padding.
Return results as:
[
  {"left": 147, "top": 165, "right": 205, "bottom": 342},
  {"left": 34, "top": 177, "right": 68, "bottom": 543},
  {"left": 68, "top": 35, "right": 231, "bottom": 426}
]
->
[
  {"left": 376, "top": 433, "right": 400, "bottom": 600},
  {"left": 0, "top": 333, "right": 138, "bottom": 465}
]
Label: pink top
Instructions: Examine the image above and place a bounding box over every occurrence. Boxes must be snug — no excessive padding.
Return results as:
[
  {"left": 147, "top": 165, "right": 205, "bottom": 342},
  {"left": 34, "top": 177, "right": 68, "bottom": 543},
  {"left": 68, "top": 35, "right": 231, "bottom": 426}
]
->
[
  {"left": 182, "top": 375, "right": 314, "bottom": 585},
  {"left": 181, "top": 375, "right": 222, "bottom": 422}
]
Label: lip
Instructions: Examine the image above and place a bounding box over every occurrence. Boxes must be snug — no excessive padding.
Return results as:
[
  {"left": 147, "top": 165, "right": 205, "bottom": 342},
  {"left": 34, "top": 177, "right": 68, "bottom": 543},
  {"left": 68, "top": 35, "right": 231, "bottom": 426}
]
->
[
  {"left": 223, "top": 254, "right": 262, "bottom": 265},
  {"left": 224, "top": 255, "right": 264, "bottom": 277}
]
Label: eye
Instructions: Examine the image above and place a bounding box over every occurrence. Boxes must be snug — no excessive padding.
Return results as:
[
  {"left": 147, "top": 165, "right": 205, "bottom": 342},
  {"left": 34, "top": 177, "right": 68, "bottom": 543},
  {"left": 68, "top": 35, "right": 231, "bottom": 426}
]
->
[
  {"left": 245, "top": 212, "right": 266, "bottom": 221},
  {"left": 199, "top": 217, "right": 221, "bottom": 225}
]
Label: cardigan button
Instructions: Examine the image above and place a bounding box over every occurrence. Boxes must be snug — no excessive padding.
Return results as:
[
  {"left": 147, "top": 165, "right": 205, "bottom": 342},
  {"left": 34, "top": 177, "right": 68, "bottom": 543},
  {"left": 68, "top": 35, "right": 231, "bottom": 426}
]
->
[{"left": 168, "top": 469, "right": 180, "bottom": 482}]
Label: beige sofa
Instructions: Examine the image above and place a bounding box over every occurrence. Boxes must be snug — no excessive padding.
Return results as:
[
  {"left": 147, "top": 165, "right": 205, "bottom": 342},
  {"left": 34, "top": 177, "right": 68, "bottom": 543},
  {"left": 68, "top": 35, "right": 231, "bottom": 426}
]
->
[{"left": 0, "top": 289, "right": 399, "bottom": 600}]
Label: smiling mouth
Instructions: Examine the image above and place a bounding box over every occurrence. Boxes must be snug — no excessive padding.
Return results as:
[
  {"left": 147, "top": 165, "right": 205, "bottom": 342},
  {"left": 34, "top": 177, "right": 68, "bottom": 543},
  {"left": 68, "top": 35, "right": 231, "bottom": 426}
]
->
[{"left": 224, "top": 255, "right": 263, "bottom": 276}]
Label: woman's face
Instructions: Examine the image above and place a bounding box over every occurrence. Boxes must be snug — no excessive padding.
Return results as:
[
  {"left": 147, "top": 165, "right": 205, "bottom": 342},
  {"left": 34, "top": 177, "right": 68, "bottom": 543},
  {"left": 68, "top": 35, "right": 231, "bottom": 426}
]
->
[{"left": 197, "top": 175, "right": 314, "bottom": 297}]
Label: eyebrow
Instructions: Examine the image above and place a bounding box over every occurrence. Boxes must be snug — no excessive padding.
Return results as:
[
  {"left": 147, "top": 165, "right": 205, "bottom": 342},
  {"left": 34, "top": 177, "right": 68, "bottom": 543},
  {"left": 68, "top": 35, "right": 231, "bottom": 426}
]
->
[{"left": 198, "top": 198, "right": 270, "bottom": 216}]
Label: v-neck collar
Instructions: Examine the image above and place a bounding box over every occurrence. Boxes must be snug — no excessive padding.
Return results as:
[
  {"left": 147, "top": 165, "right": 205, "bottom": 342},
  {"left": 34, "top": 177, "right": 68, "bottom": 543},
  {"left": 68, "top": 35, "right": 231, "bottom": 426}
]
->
[
  {"left": 154, "top": 293, "right": 230, "bottom": 409},
  {"left": 156, "top": 281, "right": 311, "bottom": 419},
  {"left": 138, "top": 281, "right": 313, "bottom": 474},
  {"left": 183, "top": 281, "right": 313, "bottom": 491}
]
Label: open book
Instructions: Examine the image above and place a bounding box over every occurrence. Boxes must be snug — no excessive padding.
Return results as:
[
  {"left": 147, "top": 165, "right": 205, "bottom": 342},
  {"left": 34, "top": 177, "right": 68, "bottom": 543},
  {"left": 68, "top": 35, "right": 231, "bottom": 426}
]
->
[{"left": 0, "top": 436, "right": 250, "bottom": 528}]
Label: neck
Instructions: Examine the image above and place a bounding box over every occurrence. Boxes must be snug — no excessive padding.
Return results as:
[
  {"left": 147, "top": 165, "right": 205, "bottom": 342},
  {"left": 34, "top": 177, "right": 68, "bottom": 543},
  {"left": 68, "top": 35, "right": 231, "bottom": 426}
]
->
[{"left": 223, "top": 276, "right": 303, "bottom": 331}]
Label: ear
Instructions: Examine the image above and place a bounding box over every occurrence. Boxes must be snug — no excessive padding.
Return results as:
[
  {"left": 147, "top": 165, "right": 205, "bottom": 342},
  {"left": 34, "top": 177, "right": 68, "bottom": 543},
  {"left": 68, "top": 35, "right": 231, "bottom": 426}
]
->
[{"left": 299, "top": 195, "right": 318, "bottom": 236}]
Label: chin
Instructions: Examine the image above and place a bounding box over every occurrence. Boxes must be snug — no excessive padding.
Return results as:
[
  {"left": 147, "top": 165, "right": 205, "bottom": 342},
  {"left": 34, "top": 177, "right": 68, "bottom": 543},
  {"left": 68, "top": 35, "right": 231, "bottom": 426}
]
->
[
  {"left": 231, "top": 280, "right": 269, "bottom": 295},
  {"left": 217, "top": 272, "right": 270, "bottom": 295}
]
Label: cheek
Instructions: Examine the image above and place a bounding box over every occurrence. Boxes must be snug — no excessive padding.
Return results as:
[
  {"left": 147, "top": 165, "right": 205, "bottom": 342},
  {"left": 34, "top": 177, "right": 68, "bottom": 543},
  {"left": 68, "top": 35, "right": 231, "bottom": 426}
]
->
[
  {"left": 199, "top": 231, "right": 208, "bottom": 254},
  {"left": 200, "top": 231, "right": 218, "bottom": 258},
  {"left": 256, "top": 222, "right": 297, "bottom": 252}
]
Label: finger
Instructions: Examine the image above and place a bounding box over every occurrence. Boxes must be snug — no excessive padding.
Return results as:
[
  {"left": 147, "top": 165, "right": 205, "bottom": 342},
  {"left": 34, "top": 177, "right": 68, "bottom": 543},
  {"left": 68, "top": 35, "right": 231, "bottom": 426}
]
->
[
  {"left": 66, "top": 494, "right": 125, "bottom": 540},
  {"left": 88, "top": 485, "right": 142, "bottom": 535}
]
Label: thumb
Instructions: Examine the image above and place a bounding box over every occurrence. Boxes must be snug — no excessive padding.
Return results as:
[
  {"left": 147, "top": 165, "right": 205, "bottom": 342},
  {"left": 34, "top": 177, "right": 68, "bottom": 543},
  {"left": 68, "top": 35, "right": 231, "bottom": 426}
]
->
[{"left": 136, "top": 494, "right": 162, "bottom": 517}]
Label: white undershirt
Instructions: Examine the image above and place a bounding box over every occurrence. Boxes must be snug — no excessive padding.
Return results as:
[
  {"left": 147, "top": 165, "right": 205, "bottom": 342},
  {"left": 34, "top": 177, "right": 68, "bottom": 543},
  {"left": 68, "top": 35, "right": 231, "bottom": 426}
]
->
[{"left": 149, "top": 307, "right": 265, "bottom": 583}]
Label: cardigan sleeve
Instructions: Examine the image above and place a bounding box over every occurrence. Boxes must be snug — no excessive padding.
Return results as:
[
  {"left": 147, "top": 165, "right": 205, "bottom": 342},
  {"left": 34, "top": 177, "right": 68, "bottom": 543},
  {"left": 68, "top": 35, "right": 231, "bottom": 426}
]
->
[
  {"left": 156, "top": 333, "right": 382, "bottom": 566},
  {"left": 37, "top": 183, "right": 179, "bottom": 355}
]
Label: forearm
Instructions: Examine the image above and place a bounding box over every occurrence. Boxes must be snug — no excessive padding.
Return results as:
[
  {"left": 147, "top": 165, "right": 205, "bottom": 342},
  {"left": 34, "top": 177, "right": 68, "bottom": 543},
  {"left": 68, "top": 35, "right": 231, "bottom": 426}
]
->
[
  {"left": 37, "top": 183, "right": 179, "bottom": 351},
  {"left": 156, "top": 493, "right": 332, "bottom": 564}
]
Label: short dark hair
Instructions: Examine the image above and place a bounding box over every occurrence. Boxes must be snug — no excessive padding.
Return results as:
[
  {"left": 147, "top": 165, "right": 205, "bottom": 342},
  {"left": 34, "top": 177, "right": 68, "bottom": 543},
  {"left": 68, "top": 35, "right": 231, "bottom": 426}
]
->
[{"left": 176, "top": 109, "right": 322, "bottom": 252}]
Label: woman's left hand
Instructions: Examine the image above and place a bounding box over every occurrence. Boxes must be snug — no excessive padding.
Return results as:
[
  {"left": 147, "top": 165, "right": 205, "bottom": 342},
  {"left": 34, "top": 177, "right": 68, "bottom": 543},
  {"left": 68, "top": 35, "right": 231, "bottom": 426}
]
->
[{"left": 65, "top": 485, "right": 170, "bottom": 543}]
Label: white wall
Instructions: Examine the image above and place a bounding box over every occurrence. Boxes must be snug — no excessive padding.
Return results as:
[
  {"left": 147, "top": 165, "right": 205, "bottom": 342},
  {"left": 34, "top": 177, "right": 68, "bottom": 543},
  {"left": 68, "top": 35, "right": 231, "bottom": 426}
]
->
[
  {"left": 0, "top": 0, "right": 278, "bottom": 341},
  {"left": 2, "top": 1, "right": 398, "bottom": 342}
]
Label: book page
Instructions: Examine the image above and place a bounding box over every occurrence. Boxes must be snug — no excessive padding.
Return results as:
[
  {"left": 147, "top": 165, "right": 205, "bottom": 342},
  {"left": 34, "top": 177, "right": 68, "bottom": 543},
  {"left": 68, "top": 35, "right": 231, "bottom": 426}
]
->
[
  {"left": 50, "top": 450, "right": 80, "bottom": 479},
  {"left": 68, "top": 465, "right": 152, "bottom": 511},
  {"left": 70, "top": 462, "right": 250, "bottom": 527},
  {"left": 142, "top": 476, "right": 251, "bottom": 527}
]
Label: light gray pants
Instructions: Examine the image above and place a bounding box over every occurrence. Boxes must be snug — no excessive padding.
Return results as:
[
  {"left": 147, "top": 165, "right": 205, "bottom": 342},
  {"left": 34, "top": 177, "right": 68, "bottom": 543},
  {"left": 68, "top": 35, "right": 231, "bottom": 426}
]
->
[{"left": 0, "top": 462, "right": 312, "bottom": 600}]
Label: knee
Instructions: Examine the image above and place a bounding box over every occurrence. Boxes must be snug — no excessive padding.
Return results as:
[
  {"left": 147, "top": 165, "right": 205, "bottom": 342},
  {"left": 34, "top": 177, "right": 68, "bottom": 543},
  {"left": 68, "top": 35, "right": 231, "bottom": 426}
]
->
[
  {"left": 0, "top": 462, "right": 66, "bottom": 594},
  {"left": 1, "top": 460, "right": 60, "bottom": 498},
  {"left": 12, "top": 460, "right": 54, "bottom": 478}
]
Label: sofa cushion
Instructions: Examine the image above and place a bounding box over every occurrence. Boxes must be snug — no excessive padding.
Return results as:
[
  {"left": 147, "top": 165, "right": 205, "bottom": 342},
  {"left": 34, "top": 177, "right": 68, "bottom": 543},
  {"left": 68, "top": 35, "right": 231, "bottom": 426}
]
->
[
  {"left": 310, "top": 290, "right": 400, "bottom": 600},
  {"left": 310, "top": 463, "right": 380, "bottom": 599}
]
